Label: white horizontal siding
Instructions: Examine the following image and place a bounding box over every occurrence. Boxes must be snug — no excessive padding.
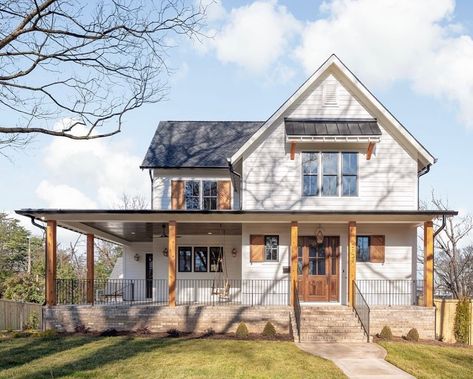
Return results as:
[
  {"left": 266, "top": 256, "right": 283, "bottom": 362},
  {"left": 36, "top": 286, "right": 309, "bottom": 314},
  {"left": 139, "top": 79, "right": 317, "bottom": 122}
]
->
[{"left": 242, "top": 74, "right": 418, "bottom": 211}]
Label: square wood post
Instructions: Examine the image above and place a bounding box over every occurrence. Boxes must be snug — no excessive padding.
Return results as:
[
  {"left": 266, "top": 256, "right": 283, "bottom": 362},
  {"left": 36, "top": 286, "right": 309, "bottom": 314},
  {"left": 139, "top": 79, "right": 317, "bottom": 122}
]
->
[
  {"left": 290, "top": 221, "right": 298, "bottom": 306},
  {"left": 348, "top": 221, "right": 357, "bottom": 307},
  {"left": 86, "top": 234, "right": 94, "bottom": 304},
  {"left": 168, "top": 221, "right": 177, "bottom": 307},
  {"left": 46, "top": 220, "right": 57, "bottom": 306},
  {"left": 424, "top": 221, "right": 434, "bottom": 307}
]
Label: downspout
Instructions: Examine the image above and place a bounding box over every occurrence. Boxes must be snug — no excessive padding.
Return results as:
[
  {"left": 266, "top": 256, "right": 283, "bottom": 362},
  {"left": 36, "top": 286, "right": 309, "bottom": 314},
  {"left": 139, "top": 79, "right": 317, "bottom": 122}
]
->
[
  {"left": 148, "top": 169, "right": 154, "bottom": 209},
  {"left": 417, "top": 163, "right": 431, "bottom": 209},
  {"left": 432, "top": 214, "right": 447, "bottom": 339},
  {"left": 29, "top": 216, "right": 47, "bottom": 308},
  {"left": 227, "top": 158, "right": 242, "bottom": 210}
]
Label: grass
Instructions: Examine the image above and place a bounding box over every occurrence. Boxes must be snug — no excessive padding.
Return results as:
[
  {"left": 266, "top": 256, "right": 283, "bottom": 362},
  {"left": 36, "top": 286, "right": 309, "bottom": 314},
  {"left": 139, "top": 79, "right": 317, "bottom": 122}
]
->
[
  {"left": 0, "top": 335, "right": 345, "bottom": 379},
  {"left": 379, "top": 340, "right": 473, "bottom": 379}
]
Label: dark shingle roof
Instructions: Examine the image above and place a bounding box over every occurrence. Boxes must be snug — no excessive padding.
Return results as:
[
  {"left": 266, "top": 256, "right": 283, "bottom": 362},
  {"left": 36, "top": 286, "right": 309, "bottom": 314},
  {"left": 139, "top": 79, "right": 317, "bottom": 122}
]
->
[
  {"left": 141, "top": 121, "right": 264, "bottom": 168},
  {"left": 285, "top": 118, "right": 381, "bottom": 136}
]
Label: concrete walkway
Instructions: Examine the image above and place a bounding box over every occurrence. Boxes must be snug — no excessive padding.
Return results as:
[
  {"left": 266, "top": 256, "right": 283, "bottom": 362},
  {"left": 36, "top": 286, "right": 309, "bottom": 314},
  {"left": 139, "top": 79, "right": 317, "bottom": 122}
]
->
[{"left": 297, "top": 342, "right": 415, "bottom": 379}]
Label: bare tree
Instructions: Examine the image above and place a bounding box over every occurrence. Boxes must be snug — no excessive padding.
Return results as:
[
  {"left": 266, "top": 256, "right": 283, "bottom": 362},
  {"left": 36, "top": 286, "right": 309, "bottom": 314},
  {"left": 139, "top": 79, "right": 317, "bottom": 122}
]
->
[
  {"left": 117, "top": 193, "right": 148, "bottom": 210},
  {"left": 0, "top": 0, "right": 205, "bottom": 151},
  {"left": 425, "top": 194, "right": 473, "bottom": 298}
]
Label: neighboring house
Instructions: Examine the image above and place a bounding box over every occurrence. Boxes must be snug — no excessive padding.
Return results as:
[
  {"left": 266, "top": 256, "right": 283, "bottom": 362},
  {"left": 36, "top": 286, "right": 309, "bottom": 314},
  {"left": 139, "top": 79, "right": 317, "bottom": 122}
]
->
[{"left": 17, "top": 55, "right": 456, "bottom": 341}]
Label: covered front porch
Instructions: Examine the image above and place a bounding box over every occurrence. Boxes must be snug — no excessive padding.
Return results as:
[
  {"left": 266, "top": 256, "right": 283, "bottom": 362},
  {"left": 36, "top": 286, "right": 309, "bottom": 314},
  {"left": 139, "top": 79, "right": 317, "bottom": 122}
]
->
[{"left": 16, "top": 209, "right": 453, "bottom": 311}]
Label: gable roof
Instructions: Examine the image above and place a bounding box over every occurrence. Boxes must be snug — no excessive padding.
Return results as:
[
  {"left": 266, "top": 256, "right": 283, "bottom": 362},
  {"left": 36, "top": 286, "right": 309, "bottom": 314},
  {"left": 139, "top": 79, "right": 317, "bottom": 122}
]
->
[
  {"left": 284, "top": 118, "right": 382, "bottom": 137},
  {"left": 141, "top": 121, "right": 263, "bottom": 168},
  {"left": 230, "top": 54, "right": 436, "bottom": 169}
]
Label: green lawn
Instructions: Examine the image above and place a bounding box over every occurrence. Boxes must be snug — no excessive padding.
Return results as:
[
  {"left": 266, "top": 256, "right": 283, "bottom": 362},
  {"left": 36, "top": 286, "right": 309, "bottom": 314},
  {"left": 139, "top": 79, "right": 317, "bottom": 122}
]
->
[
  {"left": 0, "top": 335, "right": 345, "bottom": 379},
  {"left": 379, "top": 340, "right": 473, "bottom": 379}
]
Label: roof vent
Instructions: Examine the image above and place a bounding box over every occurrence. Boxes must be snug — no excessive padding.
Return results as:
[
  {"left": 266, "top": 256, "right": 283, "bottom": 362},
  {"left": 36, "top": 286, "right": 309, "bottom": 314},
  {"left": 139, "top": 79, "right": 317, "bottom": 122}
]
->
[{"left": 323, "top": 83, "right": 338, "bottom": 107}]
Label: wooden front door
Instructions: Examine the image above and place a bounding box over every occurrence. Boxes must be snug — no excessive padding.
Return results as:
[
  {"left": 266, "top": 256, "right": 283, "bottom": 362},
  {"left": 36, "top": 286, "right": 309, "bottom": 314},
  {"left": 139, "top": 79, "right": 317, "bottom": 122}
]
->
[{"left": 298, "top": 236, "right": 340, "bottom": 302}]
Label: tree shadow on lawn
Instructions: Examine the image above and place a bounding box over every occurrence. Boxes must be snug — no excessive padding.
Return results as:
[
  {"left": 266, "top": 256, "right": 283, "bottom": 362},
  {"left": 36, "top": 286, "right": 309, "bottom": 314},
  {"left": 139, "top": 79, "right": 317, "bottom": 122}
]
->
[{"left": 6, "top": 336, "right": 204, "bottom": 379}]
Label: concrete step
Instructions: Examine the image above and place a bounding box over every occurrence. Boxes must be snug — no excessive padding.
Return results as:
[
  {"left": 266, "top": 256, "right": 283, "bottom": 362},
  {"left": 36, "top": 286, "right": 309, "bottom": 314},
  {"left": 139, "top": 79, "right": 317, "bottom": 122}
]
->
[
  {"left": 299, "top": 334, "right": 366, "bottom": 343},
  {"left": 300, "top": 326, "right": 364, "bottom": 333}
]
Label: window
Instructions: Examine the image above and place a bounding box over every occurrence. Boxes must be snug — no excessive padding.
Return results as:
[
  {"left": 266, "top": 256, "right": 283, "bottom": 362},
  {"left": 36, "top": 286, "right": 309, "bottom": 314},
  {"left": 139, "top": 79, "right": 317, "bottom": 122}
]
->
[
  {"left": 178, "top": 247, "right": 192, "bottom": 272},
  {"left": 209, "top": 247, "right": 223, "bottom": 272},
  {"left": 356, "top": 236, "right": 370, "bottom": 262},
  {"left": 264, "top": 235, "right": 279, "bottom": 261},
  {"left": 342, "top": 153, "right": 358, "bottom": 196},
  {"left": 194, "top": 247, "right": 208, "bottom": 272},
  {"left": 302, "top": 152, "right": 319, "bottom": 196},
  {"left": 322, "top": 152, "right": 339, "bottom": 196},
  {"left": 203, "top": 181, "right": 218, "bottom": 210},
  {"left": 185, "top": 181, "right": 200, "bottom": 209}
]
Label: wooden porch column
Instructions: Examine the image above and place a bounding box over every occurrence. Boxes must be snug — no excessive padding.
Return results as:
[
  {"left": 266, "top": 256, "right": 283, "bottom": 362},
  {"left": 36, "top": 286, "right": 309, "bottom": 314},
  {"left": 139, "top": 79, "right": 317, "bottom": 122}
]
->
[
  {"left": 168, "top": 221, "right": 177, "bottom": 307},
  {"left": 290, "top": 221, "right": 298, "bottom": 306},
  {"left": 348, "top": 221, "right": 357, "bottom": 307},
  {"left": 86, "top": 234, "right": 94, "bottom": 304},
  {"left": 46, "top": 220, "right": 57, "bottom": 306},
  {"left": 424, "top": 221, "right": 434, "bottom": 307}
]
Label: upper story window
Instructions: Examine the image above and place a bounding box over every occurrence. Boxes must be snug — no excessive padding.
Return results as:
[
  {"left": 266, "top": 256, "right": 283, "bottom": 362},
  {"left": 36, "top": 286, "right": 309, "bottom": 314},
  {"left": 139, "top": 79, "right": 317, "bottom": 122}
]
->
[
  {"left": 322, "top": 152, "right": 339, "bottom": 196},
  {"left": 302, "top": 152, "right": 319, "bottom": 196},
  {"left": 185, "top": 181, "right": 200, "bottom": 209},
  {"left": 301, "top": 152, "right": 358, "bottom": 198},
  {"left": 342, "top": 152, "right": 358, "bottom": 196},
  {"left": 203, "top": 181, "right": 218, "bottom": 210}
]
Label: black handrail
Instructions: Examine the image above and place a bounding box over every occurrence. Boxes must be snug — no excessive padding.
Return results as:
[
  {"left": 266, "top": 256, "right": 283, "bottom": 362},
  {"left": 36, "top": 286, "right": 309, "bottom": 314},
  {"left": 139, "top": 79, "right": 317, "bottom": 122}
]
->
[
  {"left": 293, "top": 281, "right": 301, "bottom": 342},
  {"left": 353, "top": 281, "right": 370, "bottom": 342}
]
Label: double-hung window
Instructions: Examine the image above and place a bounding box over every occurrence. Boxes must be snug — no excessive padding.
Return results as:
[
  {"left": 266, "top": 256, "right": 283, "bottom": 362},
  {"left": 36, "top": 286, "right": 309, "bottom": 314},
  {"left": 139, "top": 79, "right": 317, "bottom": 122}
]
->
[
  {"left": 342, "top": 152, "right": 358, "bottom": 196},
  {"left": 302, "top": 152, "right": 319, "bottom": 196},
  {"left": 356, "top": 236, "right": 370, "bottom": 262},
  {"left": 264, "top": 235, "right": 279, "bottom": 261},
  {"left": 178, "top": 247, "right": 192, "bottom": 272},
  {"left": 322, "top": 152, "right": 339, "bottom": 196},
  {"left": 185, "top": 181, "right": 200, "bottom": 209},
  {"left": 209, "top": 247, "right": 223, "bottom": 272},
  {"left": 194, "top": 247, "right": 208, "bottom": 272},
  {"left": 203, "top": 181, "right": 218, "bottom": 210}
]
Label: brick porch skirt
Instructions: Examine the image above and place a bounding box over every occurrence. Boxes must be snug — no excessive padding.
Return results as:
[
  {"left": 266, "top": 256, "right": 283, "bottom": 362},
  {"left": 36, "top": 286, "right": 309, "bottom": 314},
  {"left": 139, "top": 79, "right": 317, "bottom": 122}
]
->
[{"left": 43, "top": 305, "right": 293, "bottom": 335}]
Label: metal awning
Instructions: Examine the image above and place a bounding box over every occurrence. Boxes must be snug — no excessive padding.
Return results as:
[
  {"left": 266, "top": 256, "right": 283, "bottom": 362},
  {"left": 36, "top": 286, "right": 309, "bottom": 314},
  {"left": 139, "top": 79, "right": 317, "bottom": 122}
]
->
[
  {"left": 16, "top": 209, "right": 457, "bottom": 245},
  {"left": 285, "top": 118, "right": 382, "bottom": 143}
]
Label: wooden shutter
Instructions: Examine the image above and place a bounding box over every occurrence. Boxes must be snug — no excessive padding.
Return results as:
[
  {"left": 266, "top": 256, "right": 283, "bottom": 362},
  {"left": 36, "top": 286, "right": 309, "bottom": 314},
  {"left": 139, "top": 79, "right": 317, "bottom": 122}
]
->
[
  {"left": 218, "top": 180, "right": 232, "bottom": 210},
  {"left": 370, "top": 235, "right": 385, "bottom": 263},
  {"left": 171, "top": 180, "right": 185, "bottom": 210},
  {"left": 250, "top": 235, "right": 264, "bottom": 262}
]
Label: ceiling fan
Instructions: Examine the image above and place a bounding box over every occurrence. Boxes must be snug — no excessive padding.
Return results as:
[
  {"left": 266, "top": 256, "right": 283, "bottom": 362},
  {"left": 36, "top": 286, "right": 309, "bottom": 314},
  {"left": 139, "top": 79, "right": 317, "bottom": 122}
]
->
[{"left": 157, "top": 223, "right": 181, "bottom": 238}]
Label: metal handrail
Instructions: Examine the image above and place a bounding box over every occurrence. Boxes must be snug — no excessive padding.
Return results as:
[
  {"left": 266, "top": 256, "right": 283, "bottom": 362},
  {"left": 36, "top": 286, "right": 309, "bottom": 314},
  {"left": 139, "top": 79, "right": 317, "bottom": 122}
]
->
[{"left": 353, "top": 281, "right": 370, "bottom": 342}]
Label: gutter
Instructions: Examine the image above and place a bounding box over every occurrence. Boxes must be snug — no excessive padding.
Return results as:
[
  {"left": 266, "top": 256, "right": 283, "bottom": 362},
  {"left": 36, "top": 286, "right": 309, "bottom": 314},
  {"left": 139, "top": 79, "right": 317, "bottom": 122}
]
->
[
  {"left": 227, "top": 158, "right": 242, "bottom": 210},
  {"left": 432, "top": 214, "right": 447, "bottom": 338},
  {"left": 148, "top": 169, "right": 154, "bottom": 209},
  {"left": 417, "top": 163, "right": 432, "bottom": 208}
]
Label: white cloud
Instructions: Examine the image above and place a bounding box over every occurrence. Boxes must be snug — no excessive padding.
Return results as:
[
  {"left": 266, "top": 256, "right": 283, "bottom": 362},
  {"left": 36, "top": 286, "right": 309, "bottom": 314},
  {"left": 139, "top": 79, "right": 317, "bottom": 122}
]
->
[
  {"left": 207, "top": 0, "right": 301, "bottom": 73},
  {"left": 36, "top": 180, "right": 97, "bottom": 208},
  {"left": 294, "top": 0, "right": 473, "bottom": 126}
]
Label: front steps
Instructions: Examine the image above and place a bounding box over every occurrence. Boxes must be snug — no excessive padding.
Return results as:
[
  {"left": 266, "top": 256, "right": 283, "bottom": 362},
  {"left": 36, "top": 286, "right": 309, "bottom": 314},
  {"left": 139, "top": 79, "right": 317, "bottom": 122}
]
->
[{"left": 297, "top": 305, "right": 367, "bottom": 343}]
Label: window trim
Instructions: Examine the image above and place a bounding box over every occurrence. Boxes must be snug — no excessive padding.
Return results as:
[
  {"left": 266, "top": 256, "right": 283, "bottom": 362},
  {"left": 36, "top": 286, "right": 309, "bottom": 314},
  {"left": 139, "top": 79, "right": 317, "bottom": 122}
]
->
[
  {"left": 264, "top": 235, "right": 279, "bottom": 262},
  {"left": 356, "top": 236, "right": 371, "bottom": 263},
  {"left": 341, "top": 152, "right": 359, "bottom": 197},
  {"left": 193, "top": 246, "right": 208, "bottom": 272},
  {"left": 202, "top": 180, "right": 218, "bottom": 210},
  {"left": 301, "top": 152, "right": 319, "bottom": 197},
  {"left": 178, "top": 246, "right": 193, "bottom": 272}
]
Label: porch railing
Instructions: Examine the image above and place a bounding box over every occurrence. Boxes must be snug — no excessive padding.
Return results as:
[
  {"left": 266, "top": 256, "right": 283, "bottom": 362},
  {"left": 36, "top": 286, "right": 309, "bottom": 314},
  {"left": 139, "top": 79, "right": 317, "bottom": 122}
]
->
[
  {"left": 355, "top": 280, "right": 424, "bottom": 306},
  {"left": 353, "top": 281, "right": 370, "bottom": 342},
  {"left": 55, "top": 278, "right": 289, "bottom": 306}
]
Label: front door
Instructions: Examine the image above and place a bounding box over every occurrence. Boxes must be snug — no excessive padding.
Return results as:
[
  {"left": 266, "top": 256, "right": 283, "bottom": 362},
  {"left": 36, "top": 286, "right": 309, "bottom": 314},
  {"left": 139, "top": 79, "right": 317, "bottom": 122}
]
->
[
  {"left": 145, "top": 253, "right": 153, "bottom": 299},
  {"left": 297, "top": 236, "right": 340, "bottom": 302}
]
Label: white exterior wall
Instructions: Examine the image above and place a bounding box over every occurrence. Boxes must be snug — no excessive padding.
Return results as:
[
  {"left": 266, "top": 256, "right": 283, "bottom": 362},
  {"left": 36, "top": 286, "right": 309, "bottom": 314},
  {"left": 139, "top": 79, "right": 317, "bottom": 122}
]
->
[{"left": 242, "top": 73, "right": 418, "bottom": 211}]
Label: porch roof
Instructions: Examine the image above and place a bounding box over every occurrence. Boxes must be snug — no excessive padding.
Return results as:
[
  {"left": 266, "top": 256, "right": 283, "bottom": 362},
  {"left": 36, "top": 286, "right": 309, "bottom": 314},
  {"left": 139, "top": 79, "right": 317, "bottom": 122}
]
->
[{"left": 16, "top": 208, "right": 457, "bottom": 245}]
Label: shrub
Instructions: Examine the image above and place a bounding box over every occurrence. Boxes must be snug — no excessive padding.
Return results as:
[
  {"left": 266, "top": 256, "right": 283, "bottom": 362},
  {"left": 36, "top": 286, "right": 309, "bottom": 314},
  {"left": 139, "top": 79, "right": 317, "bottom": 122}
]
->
[
  {"left": 235, "top": 322, "right": 249, "bottom": 339},
  {"left": 262, "top": 322, "right": 277, "bottom": 338},
  {"left": 24, "top": 311, "right": 40, "bottom": 331},
  {"left": 136, "top": 327, "right": 151, "bottom": 335},
  {"left": 405, "top": 328, "right": 419, "bottom": 342},
  {"left": 454, "top": 298, "right": 471, "bottom": 344},
  {"left": 166, "top": 328, "right": 181, "bottom": 338},
  {"left": 202, "top": 328, "right": 215, "bottom": 337},
  {"left": 38, "top": 329, "right": 58, "bottom": 340},
  {"left": 100, "top": 328, "right": 118, "bottom": 337},
  {"left": 74, "top": 324, "right": 90, "bottom": 334},
  {"left": 378, "top": 326, "right": 393, "bottom": 340}
]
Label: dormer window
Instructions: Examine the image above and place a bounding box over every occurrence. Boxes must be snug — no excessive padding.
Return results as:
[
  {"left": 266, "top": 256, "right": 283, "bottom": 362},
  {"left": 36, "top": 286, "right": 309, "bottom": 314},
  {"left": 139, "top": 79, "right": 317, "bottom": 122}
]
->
[{"left": 322, "top": 83, "right": 338, "bottom": 106}]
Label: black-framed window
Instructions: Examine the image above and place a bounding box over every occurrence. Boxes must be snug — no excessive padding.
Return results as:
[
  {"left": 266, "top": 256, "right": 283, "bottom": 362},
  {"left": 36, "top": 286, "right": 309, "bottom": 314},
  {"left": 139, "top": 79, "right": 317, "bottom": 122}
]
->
[
  {"left": 322, "top": 152, "right": 339, "bottom": 196},
  {"left": 342, "top": 152, "right": 358, "bottom": 196},
  {"left": 185, "top": 181, "right": 200, "bottom": 209},
  {"left": 302, "top": 152, "right": 319, "bottom": 196},
  {"left": 193, "top": 247, "right": 208, "bottom": 272},
  {"left": 356, "top": 236, "right": 370, "bottom": 262},
  {"left": 264, "top": 235, "right": 279, "bottom": 261},
  {"left": 203, "top": 181, "right": 218, "bottom": 210},
  {"left": 178, "top": 246, "right": 192, "bottom": 272},
  {"left": 209, "top": 246, "right": 223, "bottom": 272}
]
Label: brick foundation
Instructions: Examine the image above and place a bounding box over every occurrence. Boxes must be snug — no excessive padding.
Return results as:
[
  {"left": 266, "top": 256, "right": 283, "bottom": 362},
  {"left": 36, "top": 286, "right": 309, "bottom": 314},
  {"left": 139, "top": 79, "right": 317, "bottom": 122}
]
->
[
  {"left": 43, "top": 305, "right": 293, "bottom": 335},
  {"left": 369, "top": 306, "right": 435, "bottom": 339}
]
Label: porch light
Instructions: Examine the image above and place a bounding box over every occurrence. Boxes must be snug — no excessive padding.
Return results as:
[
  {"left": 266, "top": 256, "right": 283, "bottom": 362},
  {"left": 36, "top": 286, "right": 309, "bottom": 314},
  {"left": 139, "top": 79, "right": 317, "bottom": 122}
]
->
[
  {"left": 162, "top": 248, "right": 168, "bottom": 257},
  {"left": 134, "top": 254, "right": 140, "bottom": 262},
  {"left": 232, "top": 248, "right": 237, "bottom": 257},
  {"left": 316, "top": 225, "right": 324, "bottom": 244}
]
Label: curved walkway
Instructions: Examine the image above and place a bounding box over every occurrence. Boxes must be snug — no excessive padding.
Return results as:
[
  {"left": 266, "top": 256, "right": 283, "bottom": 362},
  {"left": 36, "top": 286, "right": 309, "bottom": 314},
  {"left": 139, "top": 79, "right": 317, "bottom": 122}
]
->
[{"left": 297, "top": 342, "right": 414, "bottom": 379}]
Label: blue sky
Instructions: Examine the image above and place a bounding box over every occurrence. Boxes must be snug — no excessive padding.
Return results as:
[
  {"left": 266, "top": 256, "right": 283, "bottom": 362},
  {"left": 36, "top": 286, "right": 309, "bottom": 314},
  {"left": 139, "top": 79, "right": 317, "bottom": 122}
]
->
[{"left": 1, "top": 0, "right": 473, "bottom": 241}]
